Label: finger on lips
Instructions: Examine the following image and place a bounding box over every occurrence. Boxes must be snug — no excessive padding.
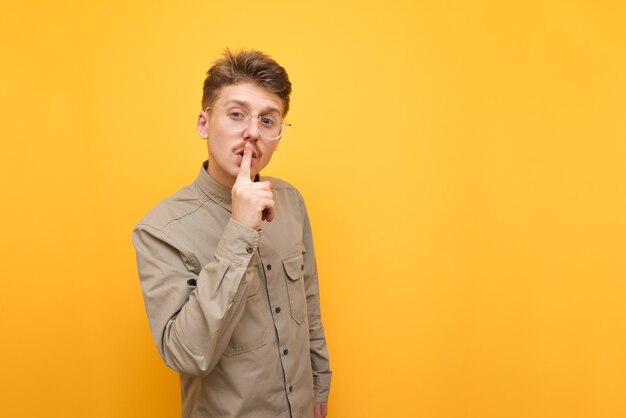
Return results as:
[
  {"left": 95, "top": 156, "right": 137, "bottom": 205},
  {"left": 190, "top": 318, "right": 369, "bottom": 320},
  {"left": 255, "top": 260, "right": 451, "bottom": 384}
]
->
[
  {"left": 236, "top": 143, "right": 253, "bottom": 183},
  {"left": 232, "top": 143, "right": 276, "bottom": 227}
]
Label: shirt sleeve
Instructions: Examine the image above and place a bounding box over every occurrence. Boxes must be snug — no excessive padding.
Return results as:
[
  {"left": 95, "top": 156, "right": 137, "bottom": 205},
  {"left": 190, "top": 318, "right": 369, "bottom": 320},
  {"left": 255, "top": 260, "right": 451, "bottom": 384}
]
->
[
  {"left": 298, "top": 192, "right": 332, "bottom": 402},
  {"left": 132, "top": 218, "right": 260, "bottom": 377}
]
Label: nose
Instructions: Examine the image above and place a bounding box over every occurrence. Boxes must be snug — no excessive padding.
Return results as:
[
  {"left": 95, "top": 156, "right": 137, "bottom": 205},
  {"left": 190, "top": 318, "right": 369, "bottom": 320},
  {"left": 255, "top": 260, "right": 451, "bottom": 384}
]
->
[{"left": 243, "top": 117, "right": 261, "bottom": 142}]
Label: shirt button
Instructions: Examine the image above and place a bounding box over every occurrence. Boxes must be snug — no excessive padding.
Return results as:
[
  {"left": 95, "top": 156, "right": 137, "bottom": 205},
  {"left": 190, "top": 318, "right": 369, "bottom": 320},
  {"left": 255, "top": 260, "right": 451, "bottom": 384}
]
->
[
  {"left": 246, "top": 246, "right": 254, "bottom": 254},
  {"left": 275, "top": 307, "right": 281, "bottom": 313},
  {"left": 289, "top": 386, "right": 293, "bottom": 393},
  {"left": 301, "top": 264, "right": 304, "bottom": 270},
  {"left": 267, "top": 264, "right": 272, "bottom": 271},
  {"left": 283, "top": 348, "right": 289, "bottom": 355}
]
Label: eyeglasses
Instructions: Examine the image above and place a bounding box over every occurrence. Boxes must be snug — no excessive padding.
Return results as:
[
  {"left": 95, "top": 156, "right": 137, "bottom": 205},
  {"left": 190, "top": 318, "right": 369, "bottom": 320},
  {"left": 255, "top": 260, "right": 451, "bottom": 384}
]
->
[{"left": 206, "top": 104, "right": 291, "bottom": 141}]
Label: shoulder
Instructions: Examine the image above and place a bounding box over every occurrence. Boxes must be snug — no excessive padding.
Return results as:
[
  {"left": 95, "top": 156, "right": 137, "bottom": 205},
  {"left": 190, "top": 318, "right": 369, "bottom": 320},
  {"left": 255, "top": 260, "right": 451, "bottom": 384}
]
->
[
  {"left": 261, "top": 175, "right": 300, "bottom": 194},
  {"left": 262, "top": 175, "right": 305, "bottom": 202},
  {"left": 261, "top": 176, "right": 312, "bottom": 222},
  {"left": 135, "top": 182, "right": 208, "bottom": 232}
]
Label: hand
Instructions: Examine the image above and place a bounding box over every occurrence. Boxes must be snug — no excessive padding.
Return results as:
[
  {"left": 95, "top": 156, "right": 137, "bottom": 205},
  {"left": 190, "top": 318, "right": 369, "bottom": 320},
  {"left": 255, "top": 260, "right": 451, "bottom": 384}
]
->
[
  {"left": 314, "top": 402, "right": 328, "bottom": 418},
  {"left": 231, "top": 142, "right": 275, "bottom": 230}
]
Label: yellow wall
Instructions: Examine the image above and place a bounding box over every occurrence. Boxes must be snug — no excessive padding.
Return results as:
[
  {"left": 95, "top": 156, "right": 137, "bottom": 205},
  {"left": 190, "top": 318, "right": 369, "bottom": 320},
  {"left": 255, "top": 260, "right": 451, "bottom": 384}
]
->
[{"left": 1, "top": 1, "right": 625, "bottom": 417}]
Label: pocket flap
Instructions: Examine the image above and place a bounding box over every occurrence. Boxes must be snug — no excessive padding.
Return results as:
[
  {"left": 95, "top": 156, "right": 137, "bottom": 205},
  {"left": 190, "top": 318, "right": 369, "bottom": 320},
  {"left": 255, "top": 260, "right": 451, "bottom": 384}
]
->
[{"left": 282, "top": 252, "right": 304, "bottom": 280}]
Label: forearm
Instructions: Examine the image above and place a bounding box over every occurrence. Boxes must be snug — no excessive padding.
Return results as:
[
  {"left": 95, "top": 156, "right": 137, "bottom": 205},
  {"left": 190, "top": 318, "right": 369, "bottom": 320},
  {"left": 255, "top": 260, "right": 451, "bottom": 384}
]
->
[
  {"left": 162, "top": 254, "right": 256, "bottom": 375},
  {"left": 134, "top": 218, "right": 260, "bottom": 376},
  {"left": 300, "top": 192, "right": 332, "bottom": 402},
  {"left": 308, "top": 295, "right": 332, "bottom": 402}
]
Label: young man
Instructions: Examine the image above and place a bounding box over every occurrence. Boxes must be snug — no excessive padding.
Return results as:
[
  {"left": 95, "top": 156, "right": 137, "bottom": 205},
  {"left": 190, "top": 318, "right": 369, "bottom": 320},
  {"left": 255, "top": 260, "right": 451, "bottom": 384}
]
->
[{"left": 132, "top": 50, "right": 331, "bottom": 418}]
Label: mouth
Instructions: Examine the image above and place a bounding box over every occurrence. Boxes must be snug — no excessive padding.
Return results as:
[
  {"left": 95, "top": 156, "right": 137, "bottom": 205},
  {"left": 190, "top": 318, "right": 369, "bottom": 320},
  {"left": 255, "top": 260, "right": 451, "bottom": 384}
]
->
[{"left": 235, "top": 148, "right": 258, "bottom": 159}]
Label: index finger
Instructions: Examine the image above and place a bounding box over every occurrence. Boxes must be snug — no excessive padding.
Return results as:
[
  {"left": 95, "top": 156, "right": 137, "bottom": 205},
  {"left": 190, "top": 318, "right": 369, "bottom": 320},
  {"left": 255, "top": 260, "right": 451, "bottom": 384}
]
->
[{"left": 236, "top": 142, "right": 252, "bottom": 184}]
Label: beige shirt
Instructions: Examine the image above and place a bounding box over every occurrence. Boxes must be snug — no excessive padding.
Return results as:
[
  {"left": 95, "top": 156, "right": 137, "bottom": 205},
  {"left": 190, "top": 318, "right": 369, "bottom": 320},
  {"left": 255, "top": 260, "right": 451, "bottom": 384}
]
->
[{"left": 132, "top": 162, "right": 331, "bottom": 418}]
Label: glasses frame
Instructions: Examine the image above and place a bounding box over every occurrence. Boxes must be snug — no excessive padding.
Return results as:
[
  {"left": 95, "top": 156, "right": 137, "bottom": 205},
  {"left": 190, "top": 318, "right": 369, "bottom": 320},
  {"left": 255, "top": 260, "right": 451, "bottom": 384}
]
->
[{"left": 205, "top": 106, "right": 291, "bottom": 141}]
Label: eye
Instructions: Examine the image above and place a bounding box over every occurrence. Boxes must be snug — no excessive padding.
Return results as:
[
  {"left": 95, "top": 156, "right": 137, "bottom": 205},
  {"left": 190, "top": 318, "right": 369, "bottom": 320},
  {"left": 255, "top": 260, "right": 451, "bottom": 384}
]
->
[
  {"left": 260, "top": 115, "right": 277, "bottom": 128},
  {"left": 227, "top": 108, "right": 248, "bottom": 120}
]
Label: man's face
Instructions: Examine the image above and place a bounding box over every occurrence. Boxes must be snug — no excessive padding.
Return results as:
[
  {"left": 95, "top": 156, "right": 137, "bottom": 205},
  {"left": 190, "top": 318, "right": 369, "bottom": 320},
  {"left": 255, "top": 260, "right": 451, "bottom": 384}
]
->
[{"left": 197, "top": 82, "right": 284, "bottom": 188}]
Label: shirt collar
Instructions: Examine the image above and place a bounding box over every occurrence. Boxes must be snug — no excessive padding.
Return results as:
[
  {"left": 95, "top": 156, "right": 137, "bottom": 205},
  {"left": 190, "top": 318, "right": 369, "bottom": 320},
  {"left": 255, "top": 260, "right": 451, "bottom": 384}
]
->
[{"left": 195, "top": 161, "right": 260, "bottom": 212}]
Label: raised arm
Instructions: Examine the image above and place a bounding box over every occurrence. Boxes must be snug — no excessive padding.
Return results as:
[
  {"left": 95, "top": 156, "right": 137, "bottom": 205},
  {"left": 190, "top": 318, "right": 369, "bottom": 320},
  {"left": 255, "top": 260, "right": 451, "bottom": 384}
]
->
[{"left": 132, "top": 217, "right": 260, "bottom": 376}]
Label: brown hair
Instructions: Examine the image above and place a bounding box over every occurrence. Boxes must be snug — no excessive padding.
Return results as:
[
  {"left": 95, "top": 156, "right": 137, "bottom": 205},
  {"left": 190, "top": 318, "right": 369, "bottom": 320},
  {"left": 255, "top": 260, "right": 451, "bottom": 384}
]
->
[{"left": 202, "top": 49, "right": 292, "bottom": 115}]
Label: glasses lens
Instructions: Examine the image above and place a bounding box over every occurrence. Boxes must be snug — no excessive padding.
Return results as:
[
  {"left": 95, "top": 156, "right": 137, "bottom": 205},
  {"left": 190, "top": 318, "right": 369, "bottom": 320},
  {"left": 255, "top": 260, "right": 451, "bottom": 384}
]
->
[
  {"left": 221, "top": 105, "right": 249, "bottom": 132},
  {"left": 258, "top": 114, "right": 283, "bottom": 140}
]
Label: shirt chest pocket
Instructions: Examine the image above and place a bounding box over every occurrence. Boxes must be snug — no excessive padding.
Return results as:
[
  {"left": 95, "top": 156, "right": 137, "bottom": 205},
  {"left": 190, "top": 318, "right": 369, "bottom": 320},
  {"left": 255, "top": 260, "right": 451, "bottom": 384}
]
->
[{"left": 282, "top": 252, "right": 307, "bottom": 325}]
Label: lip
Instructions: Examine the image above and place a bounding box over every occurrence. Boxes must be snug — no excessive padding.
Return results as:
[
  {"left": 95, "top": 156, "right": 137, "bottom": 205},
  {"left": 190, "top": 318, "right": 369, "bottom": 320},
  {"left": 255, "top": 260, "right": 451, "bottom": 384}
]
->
[{"left": 234, "top": 148, "right": 259, "bottom": 160}]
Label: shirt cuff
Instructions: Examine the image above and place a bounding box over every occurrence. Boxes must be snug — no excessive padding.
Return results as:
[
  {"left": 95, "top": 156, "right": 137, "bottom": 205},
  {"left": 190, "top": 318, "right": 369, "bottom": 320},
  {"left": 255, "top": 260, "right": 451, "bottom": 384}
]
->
[
  {"left": 215, "top": 218, "right": 261, "bottom": 267},
  {"left": 313, "top": 372, "right": 332, "bottom": 403}
]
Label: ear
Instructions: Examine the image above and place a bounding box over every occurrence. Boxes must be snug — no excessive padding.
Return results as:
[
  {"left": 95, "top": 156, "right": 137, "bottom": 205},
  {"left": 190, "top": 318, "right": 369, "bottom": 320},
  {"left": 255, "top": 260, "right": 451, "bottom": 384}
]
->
[{"left": 197, "top": 111, "right": 209, "bottom": 139}]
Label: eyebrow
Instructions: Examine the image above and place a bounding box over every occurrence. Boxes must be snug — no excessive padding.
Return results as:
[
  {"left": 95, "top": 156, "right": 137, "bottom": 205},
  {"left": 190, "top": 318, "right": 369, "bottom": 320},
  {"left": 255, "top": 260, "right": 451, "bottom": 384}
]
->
[{"left": 224, "top": 99, "right": 281, "bottom": 115}]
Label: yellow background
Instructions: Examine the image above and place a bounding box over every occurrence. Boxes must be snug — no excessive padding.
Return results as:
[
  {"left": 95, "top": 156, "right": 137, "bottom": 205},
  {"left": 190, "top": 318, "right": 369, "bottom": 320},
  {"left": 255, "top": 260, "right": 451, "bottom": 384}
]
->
[{"left": 1, "top": 1, "right": 625, "bottom": 417}]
